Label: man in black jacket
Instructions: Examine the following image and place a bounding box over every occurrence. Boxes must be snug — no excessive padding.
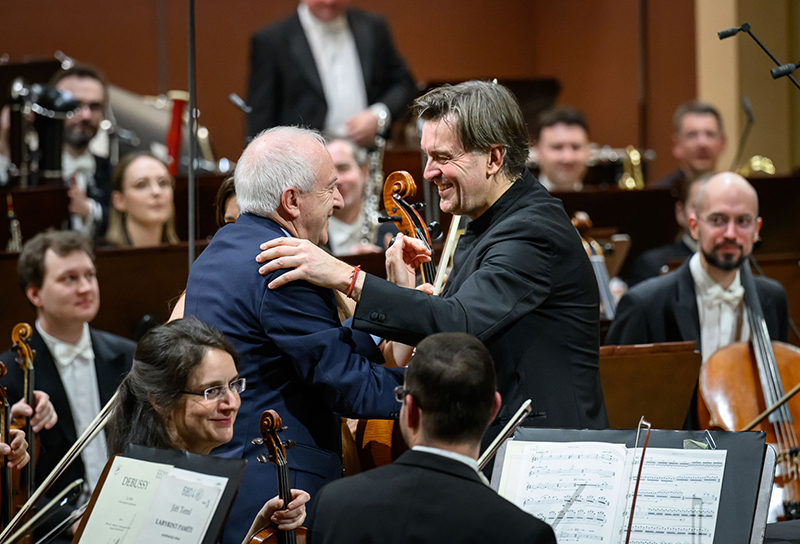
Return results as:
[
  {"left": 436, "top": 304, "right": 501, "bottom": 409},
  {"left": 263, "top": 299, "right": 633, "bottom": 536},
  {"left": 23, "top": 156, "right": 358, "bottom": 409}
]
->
[
  {"left": 306, "top": 332, "right": 556, "bottom": 544},
  {"left": 245, "top": 0, "right": 415, "bottom": 146},
  {"left": 257, "top": 81, "right": 608, "bottom": 446}
]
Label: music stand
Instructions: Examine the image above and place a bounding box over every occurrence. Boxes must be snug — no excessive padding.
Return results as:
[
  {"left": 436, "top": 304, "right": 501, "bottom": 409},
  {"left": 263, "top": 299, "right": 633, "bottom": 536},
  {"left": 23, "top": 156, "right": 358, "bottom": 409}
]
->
[{"left": 600, "top": 341, "right": 701, "bottom": 429}]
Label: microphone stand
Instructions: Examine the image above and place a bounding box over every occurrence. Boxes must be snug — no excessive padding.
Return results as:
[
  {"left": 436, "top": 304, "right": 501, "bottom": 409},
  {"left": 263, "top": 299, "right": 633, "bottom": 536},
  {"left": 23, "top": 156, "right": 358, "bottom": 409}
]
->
[
  {"left": 187, "top": 0, "right": 198, "bottom": 269},
  {"left": 718, "top": 23, "right": 800, "bottom": 91}
]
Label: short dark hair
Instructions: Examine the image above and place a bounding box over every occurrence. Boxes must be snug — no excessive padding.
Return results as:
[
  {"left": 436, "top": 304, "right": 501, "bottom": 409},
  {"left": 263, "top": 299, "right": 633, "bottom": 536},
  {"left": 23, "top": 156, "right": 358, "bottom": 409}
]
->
[
  {"left": 214, "top": 176, "right": 237, "bottom": 229},
  {"left": 673, "top": 101, "right": 724, "bottom": 135},
  {"left": 411, "top": 80, "right": 530, "bottom": 180},
  {"left": 534, "top": 107, "right": 589, "bottom": 141},
  {"left": 405, "top": 332, "right": 497, "bottom": 445},
  {"left": 107, "top": 317, "right": 240, "bottom": 455},
  {"left": 17, "top": 230, "right": 94, "bottom": 293},
  {"left": 49, "top": 64, "right": 108, "bottom": 100}
]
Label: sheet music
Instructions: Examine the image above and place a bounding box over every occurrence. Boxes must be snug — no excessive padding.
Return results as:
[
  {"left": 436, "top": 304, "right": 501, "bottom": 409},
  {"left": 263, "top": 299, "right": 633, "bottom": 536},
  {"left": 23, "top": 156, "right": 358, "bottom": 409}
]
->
[
  {"left": 617, "top": 448, "right": 727, "bottom": 544},
  {"left": 498, "top": 441, "right": 632, "bottom": 542}
]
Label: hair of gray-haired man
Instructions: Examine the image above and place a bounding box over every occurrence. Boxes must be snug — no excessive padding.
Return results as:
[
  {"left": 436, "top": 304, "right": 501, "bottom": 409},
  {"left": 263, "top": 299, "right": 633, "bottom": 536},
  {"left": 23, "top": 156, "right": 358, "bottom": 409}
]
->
[
  {"left": 234, "top": 126, "right": 327, "bottom": 217},
  {"left": 411, "top": 80, "right": 530, "bottom": 181}
]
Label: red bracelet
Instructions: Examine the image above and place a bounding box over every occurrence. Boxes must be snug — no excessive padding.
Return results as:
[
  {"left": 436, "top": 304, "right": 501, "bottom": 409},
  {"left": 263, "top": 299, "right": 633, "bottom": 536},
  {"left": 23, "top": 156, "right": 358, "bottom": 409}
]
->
[{"left": 346, "top": 265, "right": 361, "bottom": 298}]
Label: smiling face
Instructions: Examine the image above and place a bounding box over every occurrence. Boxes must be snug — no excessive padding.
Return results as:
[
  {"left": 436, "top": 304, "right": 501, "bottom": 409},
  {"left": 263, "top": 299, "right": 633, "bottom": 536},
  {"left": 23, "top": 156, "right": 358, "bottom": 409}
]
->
[
  {"left": 295, "top": 143, "right": 343, "bottom": 245},
  {"left": 112, "top": 156, "right": 174, "bottom": 229},
  {"left": 168, "top": 348, "right": 240, "bottom": 455},
  {"left": 689, "top": 174, "right": 761, "bottom": 272},
  {"left": 27, "top": 249, "right": 100, "bottom": 331},
  {"left": 421, "top": 117, "right": 505, "bottom": 220},
  {"left": 673, "top": 113, "right": 726, "bottom": 177},
  {"left": 535, "top": 123, "right": 590, "bottom": 190}
]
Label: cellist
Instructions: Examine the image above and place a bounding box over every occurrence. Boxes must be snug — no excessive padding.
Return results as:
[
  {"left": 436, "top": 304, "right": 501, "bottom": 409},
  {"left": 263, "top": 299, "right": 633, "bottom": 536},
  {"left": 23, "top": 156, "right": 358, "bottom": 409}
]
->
[{"left": 606, "top": 172, "right": 789, "bottom": 427}]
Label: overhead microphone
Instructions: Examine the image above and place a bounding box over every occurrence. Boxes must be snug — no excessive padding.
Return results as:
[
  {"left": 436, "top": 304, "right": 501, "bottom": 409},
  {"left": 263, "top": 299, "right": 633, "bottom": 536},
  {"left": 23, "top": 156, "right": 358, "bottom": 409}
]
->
[
  {"left": 771, "top": 62, "right": 798, "bottom": 79},
  {"left": 717, "top": 26, "right": 742, "bottom": 40},
  {"left": 228, "top": 93, "right": 252, "bottom": 113}
]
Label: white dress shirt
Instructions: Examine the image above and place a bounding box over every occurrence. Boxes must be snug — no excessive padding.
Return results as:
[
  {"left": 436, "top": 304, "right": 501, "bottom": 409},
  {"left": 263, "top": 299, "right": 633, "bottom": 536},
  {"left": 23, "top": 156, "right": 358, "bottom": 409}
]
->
[
  {"left": 689, "top": 253, "right": 750, "bottom": 362},
  {"left": 62, "top": 150, "right": 102, "bottom": 236},
  {"left": 36, "top": 321, "right": 108, "bottom": 501},
  {"left": 297, "top": 4, "right": 389, "bottom": 136},
  {"left": 412, "top": 445, "right": 491, "bottom": 486}
]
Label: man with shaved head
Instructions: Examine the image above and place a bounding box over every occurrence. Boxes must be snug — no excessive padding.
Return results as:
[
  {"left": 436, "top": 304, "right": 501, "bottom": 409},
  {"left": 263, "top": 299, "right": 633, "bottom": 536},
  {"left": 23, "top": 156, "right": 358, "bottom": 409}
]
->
[
  {"left": 607, "top": 172, "right": 789, "bottom": 427},
  {"left": 183, "top": 126, "right": 403, "bottom": 544}
]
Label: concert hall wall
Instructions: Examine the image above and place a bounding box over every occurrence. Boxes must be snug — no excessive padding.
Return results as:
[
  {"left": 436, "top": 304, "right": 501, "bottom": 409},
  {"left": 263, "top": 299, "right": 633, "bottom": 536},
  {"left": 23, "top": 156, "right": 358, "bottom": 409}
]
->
[{"left": 4, "top": 0, "right": 695, "bottom": 181}]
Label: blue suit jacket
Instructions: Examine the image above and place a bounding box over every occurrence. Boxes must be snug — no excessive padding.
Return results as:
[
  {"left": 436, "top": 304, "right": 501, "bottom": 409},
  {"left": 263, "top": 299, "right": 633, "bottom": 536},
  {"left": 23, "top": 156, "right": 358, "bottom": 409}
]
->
[{"left": 184, "top": 213, "right": 404, "bottom": 544}]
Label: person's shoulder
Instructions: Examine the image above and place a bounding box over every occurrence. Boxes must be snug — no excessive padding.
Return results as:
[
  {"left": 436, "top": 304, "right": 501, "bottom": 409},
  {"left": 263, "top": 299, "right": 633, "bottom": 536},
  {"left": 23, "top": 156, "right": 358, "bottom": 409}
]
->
[
  {"left": 346, "top": 7, "right": 386, "bottom": 26},
  {"left": 89, "top": 328, "right": 136, "bottom": 353},
  {"left": 467, "top": 484, "right": 556, "bottom": 540},
  {"left": 754, "top": 274, "right": 788, "bottom": 300},
  {"left": 624, "top": 265, "right": 686, "bottom": 303},
  {"left": 252, "top": 11, "right": 300, "bottom": 40}
]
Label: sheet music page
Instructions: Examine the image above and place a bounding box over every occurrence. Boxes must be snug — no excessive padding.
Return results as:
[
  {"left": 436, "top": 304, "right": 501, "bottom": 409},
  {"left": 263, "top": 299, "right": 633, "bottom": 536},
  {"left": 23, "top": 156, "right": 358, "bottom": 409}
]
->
[
  {"left": 498, "top": 441, "right": 632, "bottom": 542},
  {"left": 135, "top": 467, "right": 229, "bottom": 544},
  {"left": 617, "top": 448, "right": 727, "bottom": 544},
  {"left": 78, "top": 456, "right": 173, "bottom": 544}
]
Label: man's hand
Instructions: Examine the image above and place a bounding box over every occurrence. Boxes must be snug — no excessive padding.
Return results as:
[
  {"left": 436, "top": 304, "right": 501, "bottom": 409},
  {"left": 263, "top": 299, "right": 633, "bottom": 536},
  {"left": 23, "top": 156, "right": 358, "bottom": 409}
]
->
[
  {"left": 12, "top": 390, "right": 58, "bottom": 432},
  {"left": 385, "top": 233, "right": 432, "bottom": 289},
  {"left": 67, "top": 179, "right": 92, "bottom": 221},
  {"left": 1, "top": 429, "right": 29, "bottom": 469},
  {"left": 345, "top": 109, "right": 379, "bottom": 147},
  {"left": 256, "top": 238, "right": 353, "bottom": 292}
]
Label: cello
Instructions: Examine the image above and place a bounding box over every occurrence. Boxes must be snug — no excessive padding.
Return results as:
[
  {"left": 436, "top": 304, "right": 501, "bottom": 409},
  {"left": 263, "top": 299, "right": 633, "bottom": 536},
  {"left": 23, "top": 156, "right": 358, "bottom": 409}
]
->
[
  {"left": 248, "top": 410, "right": 306, "bottom": 544},
  {"left": 0, "top": 361, "right": 12, "bottom": 528},
  {"left": 698, "top": 261, "right": 800, "bottom": 520}
]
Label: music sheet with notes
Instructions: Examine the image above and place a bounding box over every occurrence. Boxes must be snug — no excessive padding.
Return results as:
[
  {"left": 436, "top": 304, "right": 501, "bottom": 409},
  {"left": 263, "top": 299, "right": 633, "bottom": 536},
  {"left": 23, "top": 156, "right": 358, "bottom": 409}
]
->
[{"left": 497, "top": 441, "right": 727, "bottom": 544}]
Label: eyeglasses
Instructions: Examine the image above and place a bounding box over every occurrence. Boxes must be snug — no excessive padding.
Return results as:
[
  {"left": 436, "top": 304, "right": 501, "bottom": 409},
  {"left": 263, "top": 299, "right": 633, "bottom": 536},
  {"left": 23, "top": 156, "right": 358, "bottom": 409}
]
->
[
  {"left": 182, "top": 378, "right": 246, "bottom": 401},
  {"left": 393, "top": 385, "right": 410, "bottom": 403},
  {"left": 700, "top": 213, "right": 756, "bottom": 230}
]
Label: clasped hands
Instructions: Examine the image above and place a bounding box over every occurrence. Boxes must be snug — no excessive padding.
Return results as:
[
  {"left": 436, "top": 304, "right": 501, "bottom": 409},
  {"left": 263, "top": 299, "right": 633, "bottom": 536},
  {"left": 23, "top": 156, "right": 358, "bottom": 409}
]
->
[{"left": 256, "top": 233, "right": 432, "bottom": 296}]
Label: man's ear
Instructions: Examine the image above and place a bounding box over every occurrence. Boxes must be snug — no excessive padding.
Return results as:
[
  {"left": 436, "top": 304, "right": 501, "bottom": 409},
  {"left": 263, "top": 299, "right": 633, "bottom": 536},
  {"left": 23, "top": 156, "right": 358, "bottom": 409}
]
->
[
  {"left": 405, "top": 395, "right": 420, "bottom": 431},
  {"left": 26, "top": 286, "right": 42, "bottom": 309},
  {"left": 486, "top": 145, "right": 505, "bottom": 177},
  {"left": 279, "top": 187, "right": 301, "bottom": 220},
  {"left": 490, "top": 392, "right": 502, "bottom": 421},
  {"left": 687, "top": 212, "right": 700, "bottom": 241}
]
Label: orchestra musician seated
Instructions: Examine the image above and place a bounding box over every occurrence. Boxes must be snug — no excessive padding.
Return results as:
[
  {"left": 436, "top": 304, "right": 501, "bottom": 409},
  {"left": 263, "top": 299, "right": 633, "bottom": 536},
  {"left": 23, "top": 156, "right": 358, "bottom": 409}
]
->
[
  {"left": 106, "top": 317, "right": 309, "bottom": 541},
  {"left": 305, "top": 332, "right": 556, "bottom": 543},
  {"left": 532, "top": 107, "right": 591, "bottom": 192},
  {"left": 104, "top": 152, "right": 179, "bottom": 247}
]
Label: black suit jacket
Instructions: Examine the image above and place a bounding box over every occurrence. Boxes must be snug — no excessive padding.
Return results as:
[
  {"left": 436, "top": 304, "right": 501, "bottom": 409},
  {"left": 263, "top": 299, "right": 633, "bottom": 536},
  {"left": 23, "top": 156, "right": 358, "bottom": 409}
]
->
[
  {"left": 354, "top": 170, "right": 608, "bottom": 434},
  {"left": 90, "top": 155, "right": 113, "bottom": 238},
  {"left": 306, "top": 449, "right": 556, "bottom": 544},
  {"left": 628, "top": 239, "right": 694, "bottom": 286},
  {"left": 607, "top": 259, "right": 789, "bottom": 348},
  {"left": 0, "top": 327, "right": 134, "bottom": 496},
  {"left": 245, "top": 8, "right": 415, "bottom": 138}
]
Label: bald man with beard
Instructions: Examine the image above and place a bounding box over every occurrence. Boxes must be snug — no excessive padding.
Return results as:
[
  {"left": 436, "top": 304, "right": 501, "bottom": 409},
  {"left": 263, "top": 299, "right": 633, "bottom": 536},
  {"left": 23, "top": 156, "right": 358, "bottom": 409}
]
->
[{"left": 606, "top": 172, "right": 789, "bottom": 427}]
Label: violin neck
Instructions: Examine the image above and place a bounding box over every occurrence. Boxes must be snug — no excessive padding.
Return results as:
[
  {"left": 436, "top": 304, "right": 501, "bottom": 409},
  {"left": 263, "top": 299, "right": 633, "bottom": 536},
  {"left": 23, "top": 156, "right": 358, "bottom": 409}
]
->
[
  {"left": 421, "top": 259, "right": 437, "bottom": 286},
  {"left": 1, "top": 398, "right": 11, "bottom": 528},
  {"left": 276, "top": 461, "right": 296, "bottom": 544}
]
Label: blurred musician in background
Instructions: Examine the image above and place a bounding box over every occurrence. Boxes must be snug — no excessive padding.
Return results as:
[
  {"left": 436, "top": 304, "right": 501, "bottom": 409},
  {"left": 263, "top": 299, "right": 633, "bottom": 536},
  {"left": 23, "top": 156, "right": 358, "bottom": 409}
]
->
[
  {"left": 653, "top": 101, "right": 727, "bottom": 190},
  {"left": 104, "top": 152, "right": 179, "bottom": 248},
  {"left": 606, "top": 173, "right": 788, "bottom": 426},
  {"left": 0, "top": 230, "right": 135, "bottom": 541},
  {"left": 533, "top": 107, "right": 591, "bottom": 192},
  {"left": 628, "top": 174, "right": 710, "bottom": 286},
  {"left": 306, "top": 332, "right": 556, "bottom": 544},
  {"left": 245, "top": 0, "right": 415, "bottom": 146},
  {"left": 257, "top": 81, "right": 608, "bottom": 451},
  {"left": 52, "top": 65, "right": 114, "bottom": 239},
  {"left": 326, "top": 138, "right": 394, "bottom": 256}
]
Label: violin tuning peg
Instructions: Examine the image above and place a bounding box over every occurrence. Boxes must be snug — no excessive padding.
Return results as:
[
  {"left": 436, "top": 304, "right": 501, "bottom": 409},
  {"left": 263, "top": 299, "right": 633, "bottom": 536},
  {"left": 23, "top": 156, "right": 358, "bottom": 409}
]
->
[
  {"left": 251, "top": 438, "right": 263, "bottom": 446},
  {"left": 411, "top": 202, "right": 426, "bottom": 211},
  {"left": 256, "top": 454, "right": 269, "bottom": 463},
  {"left": 284, "top": 440, "right": 295, "bottom": 450},
  {"left": 280, "top": 426, "right": 288, "bottom": 432},
  {"left": 427, "top": 221, "right": 442, "bottom": 240},
  {"left": 378, "top": 215, "right": 402, "bottom": 223}
]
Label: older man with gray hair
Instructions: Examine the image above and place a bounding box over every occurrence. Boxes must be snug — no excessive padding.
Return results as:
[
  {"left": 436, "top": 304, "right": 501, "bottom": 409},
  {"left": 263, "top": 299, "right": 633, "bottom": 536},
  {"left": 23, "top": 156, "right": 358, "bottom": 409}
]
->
[
  {"left": 258, "top": 81, "right": 609, "bottom": 457},
  {"left": 183, "top": 126, "right": 404, "bottom": 544}
]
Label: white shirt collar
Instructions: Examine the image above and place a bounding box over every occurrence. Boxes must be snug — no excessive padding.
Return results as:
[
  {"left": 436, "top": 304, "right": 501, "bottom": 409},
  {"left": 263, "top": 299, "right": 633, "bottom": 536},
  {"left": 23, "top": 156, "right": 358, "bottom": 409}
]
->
[
  {"left": 36, "top": 321, "right": 93, "bottom": 368},
  {"left": 297, "top": 3, "right": 348, "bottom": 34},
  {"left": 689, "top": 252, "right": 744, "bottom": 303},
  {"left": 412, "top": 445, "right": 489, "bottom": 485}
]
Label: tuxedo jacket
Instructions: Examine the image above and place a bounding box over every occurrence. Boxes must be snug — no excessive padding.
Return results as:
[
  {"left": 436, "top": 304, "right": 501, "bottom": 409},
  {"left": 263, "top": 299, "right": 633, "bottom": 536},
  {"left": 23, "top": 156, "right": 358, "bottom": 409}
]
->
[
  {"left": 607, "top": 259, "right": 789, "bottom": 348},
  {"left": 245, "top": 8, "right": 415, "bottom": 138},
  {"left": 90, "top": 154, "right": 113, "bottom": 238},
  {"left": 306, "top": 449, "right": 556, "bottom": 544},
  {"left": 184, "top": 213, "right": 404, "bottom": 544},
  {"left": 628, "top": 239, "right": 694, "bottom": 286},
  {"left": 0, "top": 327, "right": 134, "bottom": 495},
  {"left": 354, "top": 170, "right": 608, "bottom": 436}
]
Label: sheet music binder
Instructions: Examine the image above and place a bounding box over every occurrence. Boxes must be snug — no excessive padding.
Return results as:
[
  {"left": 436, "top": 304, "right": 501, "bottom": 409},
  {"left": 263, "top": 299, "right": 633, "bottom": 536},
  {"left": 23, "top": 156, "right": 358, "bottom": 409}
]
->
[
  {"left": 72, "top": 445, "right": 246, "bottom": 544},
  {"left": 490, "top": 428, "right": 769, "bottom": 544}
]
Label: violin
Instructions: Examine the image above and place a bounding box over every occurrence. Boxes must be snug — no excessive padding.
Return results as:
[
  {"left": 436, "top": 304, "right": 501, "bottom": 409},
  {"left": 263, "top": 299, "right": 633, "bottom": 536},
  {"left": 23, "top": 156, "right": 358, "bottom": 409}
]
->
[
  {"left": 571, "top": 212, "right": 616, "bottom": 319},
  {"left": 11, "top": 324, "right": 35, "bottom": 501},
  {"left": 248, "top": 410, "right": 306, "bottom": 544},
  {"left": 698, "top": 261, "right": 800, "bottom": 520}
]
